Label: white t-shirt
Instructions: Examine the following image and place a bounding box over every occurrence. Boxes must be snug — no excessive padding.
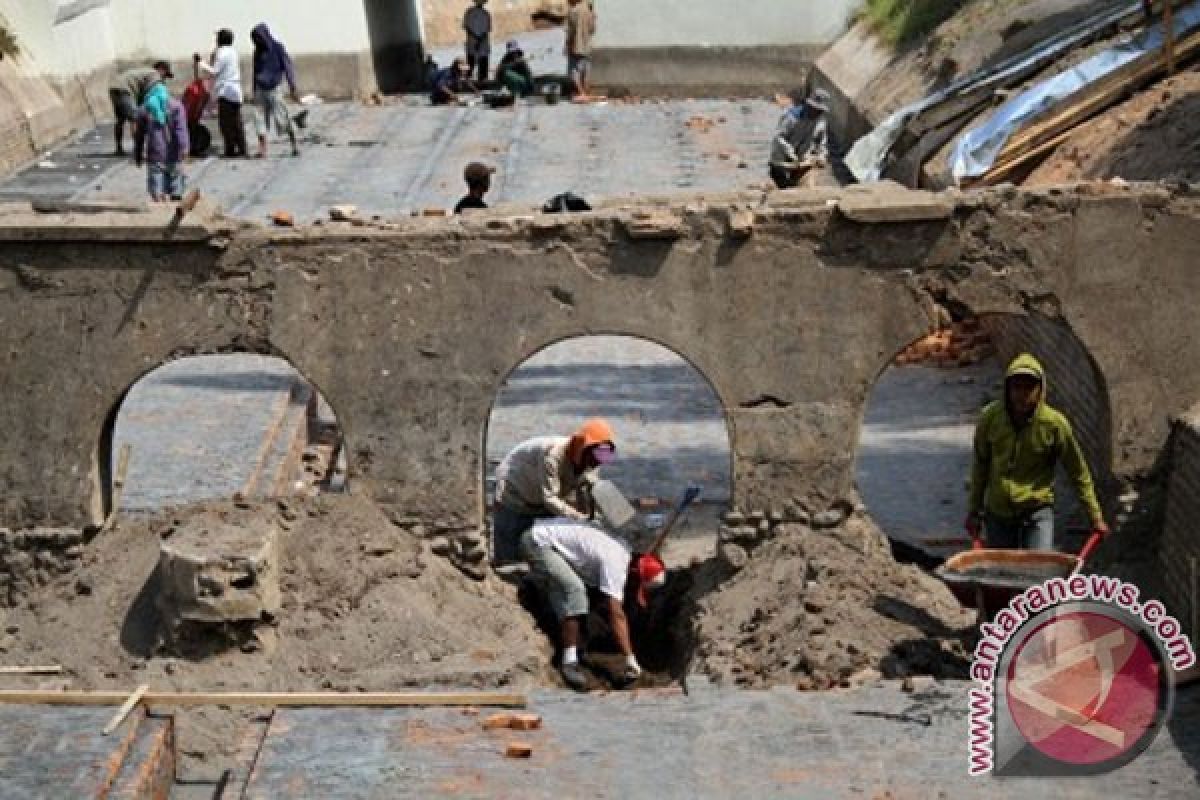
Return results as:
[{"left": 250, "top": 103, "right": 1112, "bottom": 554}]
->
[
  {"left": 201, "top": 46, "right": 244, "bottom": 104},
  {"left": 531, "top": 518, "right": 631, "bottom": 601}
]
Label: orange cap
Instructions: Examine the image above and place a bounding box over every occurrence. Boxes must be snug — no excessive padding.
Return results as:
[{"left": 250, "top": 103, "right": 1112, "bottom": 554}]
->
[{"left": 566, "top": 418, "right": 615, "bottom": 466}]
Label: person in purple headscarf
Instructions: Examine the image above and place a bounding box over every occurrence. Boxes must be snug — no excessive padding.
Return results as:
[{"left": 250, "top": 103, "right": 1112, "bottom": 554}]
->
[{"left": 250, "top": 22, "right": 300, "bottom": 158}]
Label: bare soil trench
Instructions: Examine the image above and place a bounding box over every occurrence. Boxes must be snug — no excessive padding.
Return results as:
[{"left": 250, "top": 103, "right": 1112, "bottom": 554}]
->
[{"left": 0, "top": 495, "right": 974, "bottom": 779}]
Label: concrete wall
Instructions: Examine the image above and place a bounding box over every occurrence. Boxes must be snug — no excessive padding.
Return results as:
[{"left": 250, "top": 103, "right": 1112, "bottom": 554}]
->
[
  {"left": 1162, "top": 405, "right": 1200, "bottom": 647},
  {"left": 2, "top": 184, "right": 1200, "bottom": 641},
  {"left": 591, "top": 0, "right": 861, "bottom": 95},
  {"left": 421, "top": 0, "right": 557, "bottom": 47}
]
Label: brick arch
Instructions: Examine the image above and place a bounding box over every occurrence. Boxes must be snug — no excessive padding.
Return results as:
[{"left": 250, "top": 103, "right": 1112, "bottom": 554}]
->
[{"left": 480, "top": 332, "right": 736, "bottom": 519}]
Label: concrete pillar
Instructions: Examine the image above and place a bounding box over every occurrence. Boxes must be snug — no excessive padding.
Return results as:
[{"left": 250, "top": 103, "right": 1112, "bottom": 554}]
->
[{"left": 363, "top": 0, "right": 426, "bottom": 93}]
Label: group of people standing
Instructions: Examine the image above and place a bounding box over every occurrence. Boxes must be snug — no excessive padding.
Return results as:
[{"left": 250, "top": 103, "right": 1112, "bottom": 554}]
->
[
  {"left": 433, "top": 0, "right": 597, "bottom": 105},
  {"left": 106, "top": 23, "right": 302, "bottom": 201}
]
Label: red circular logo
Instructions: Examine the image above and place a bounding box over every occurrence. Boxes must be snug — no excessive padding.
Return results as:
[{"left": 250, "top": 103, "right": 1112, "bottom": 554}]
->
[{"left": 1005, "top": 611, "right": 1164, "bottom": 766}]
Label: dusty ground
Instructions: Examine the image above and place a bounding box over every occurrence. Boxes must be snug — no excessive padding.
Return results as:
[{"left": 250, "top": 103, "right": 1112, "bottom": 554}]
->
[
  {"left": 0, "top": 496, "right": 550, "bottom": 779},
  {"left": 692, "top": 515, "right": 975, "bottom": 690},
  {"left": 1027, "top": 68, "right": 1200, "bottom": 185},
  {"left": 0, "top": 494, "right": 976, "bottom": 778}
]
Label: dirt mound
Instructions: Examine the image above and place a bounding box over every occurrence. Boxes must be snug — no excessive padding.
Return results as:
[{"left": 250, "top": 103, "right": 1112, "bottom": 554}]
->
[
  {"left": 691, "top": 516, "right": 975, "bottom": 689},
  {"left": 1027, "top": 69, "right": 1200, "bottom": 185},
  {"left": 0, "top": 495, "right": 550, "bottom": 779}
]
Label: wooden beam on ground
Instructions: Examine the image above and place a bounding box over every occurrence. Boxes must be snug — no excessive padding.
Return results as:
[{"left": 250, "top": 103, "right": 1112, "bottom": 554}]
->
[
  {"left": 103, "top": 684, "right": 149, "bottom": 735},
  {"left": 0, "top": 690, "right": 527, "bottom": 708},
  {"left": 0, "top": 666, "right": 63, "bottom": 675}
]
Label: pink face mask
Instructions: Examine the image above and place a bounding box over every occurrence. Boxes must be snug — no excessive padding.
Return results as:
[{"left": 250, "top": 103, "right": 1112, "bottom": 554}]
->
[{"left": 591, "top": 443, "right": 616, "bottom": 465}]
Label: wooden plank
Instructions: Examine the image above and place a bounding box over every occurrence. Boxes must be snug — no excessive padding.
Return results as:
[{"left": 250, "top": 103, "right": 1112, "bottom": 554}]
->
[
  {"left": 998, "top": 27, "right": 1200, "bottom": 165},
  {"left": 103, "top": 684, "right": 149, "bottom": 735},
  {"left": 976, "top": 27, "right": 1200, "bottom": 185},
  {"left": 0, "top": 690, "right": 527, "bottom": 708},
  {"left": 0, "top": 665, "right": 63, "bottom": 675}
]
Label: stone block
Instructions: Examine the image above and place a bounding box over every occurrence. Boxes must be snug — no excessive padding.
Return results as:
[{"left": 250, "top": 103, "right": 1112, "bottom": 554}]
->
[
  {"left": 157, "top": 517, "right": 282, "bottom": 624},
  {"left": 718, "top": 542, "right": 748, "bottom": 572},
  {"left": 837, "top": 186, "right": 955, "bottom": 223},
  {"left": 811, "top": 509, "right": 846, "bottom": 529}
]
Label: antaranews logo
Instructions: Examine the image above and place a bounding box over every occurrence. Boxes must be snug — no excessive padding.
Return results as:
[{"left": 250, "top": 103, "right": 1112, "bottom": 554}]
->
[{"left": 967, "top": 574, "right": 1196, "bottom": 776}]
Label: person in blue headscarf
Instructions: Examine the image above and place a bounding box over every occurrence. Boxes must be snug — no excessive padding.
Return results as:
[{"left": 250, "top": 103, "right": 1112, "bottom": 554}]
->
[{"left": 250, "top": 22, "right": 300, "bottom": 158}]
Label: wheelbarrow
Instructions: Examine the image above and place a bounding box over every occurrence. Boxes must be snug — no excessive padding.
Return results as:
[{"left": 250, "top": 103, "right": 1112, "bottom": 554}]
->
[{"left": 937, "top": 530, "right": 1104, "bottom": 621}]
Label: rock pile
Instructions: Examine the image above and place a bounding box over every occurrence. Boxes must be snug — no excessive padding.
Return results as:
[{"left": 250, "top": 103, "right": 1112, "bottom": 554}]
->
[{"left": 0, "top": 527, "right": 85, "bottom": 607}]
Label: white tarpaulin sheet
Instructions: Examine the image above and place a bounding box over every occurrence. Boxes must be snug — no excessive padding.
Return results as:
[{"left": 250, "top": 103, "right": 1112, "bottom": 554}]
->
[{"left": 949, "top": 1, "right": 1200, "bottom": 181}]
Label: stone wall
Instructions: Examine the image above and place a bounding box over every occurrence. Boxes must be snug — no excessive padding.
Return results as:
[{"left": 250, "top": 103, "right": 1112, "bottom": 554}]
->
[
  {"left": 1162, "top": 405, "right": 1200, "bottom": 646},
  {"left": 2, "top": 185, "right": 1200, "bottom": 573},
  {"left": 0, "top": 528, "right": 84, "bottom": 607}
]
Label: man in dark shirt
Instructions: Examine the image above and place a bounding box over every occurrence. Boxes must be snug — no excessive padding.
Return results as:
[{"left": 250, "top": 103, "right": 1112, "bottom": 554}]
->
[
  {"left": 455, "top": 162, "right": 494, "bottom": 213},
  {"left": 431, "top": 58, "right": 475, "bottom": 105}
]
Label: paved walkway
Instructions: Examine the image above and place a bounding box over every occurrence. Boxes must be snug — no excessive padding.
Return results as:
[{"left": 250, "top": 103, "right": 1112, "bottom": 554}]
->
[{"left": 112, "top": 355, "right": 308, "bottom": 512}]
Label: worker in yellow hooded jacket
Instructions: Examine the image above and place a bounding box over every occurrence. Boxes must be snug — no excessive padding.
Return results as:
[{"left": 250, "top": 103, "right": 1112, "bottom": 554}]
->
[
  {"left": 492, "top": 418, "right": 617, "bottom": 563},
  {"left": 967, "top": 353, "right": 1109, "bottom": 550}
]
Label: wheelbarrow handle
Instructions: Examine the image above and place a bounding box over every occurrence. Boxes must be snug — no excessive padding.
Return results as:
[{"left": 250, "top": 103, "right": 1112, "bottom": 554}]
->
[{"left": 1071, "top": 530, "right": 1106, "bottom": 575}]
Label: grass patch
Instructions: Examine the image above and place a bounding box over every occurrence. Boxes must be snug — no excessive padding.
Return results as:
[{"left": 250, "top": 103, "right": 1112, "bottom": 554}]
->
[{"left": 860, "top": 0, "right": 967, "bottom": 45}]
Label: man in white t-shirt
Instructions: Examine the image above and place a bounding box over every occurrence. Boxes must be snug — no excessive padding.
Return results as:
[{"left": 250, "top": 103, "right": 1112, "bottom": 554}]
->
[
  {"left": 195, "top": 29, "right": 247, "bottom": 157},
  {"left": 519, "top": 517, "right": 666, "bottom": 690}
]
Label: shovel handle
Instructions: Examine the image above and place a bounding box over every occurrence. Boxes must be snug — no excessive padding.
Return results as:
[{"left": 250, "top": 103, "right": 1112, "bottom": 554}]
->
[{"left": 1071, "top": 530, "right": 1105, "bottom": 575}]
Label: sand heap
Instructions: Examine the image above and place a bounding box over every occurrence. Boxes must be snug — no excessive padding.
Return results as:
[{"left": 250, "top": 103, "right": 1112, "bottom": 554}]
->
[{"left": 691, "top": 514, "right": 975, "bottom": 690}]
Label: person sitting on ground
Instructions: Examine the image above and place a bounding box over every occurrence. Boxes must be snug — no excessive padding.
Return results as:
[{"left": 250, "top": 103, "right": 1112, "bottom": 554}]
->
[
  {"left": 492, "top": 418, "right": 617, "bottom": 565},
  {"left": 966, "top": 353, "right": 1109, "bottom": 551},
  {"left": 251, "top": 22, "right": 300, "bottom": 158},
  {"left": 431, "top": 57, "right": 476, "bottom": 105},
  {"left": 565, "top": 0, "right": 596, "bottom": 100},
  {"left": 454, "top": 162, "right": 495, "bottom": 213},
  {"left": 520, "top": 516, "right": 665, "bottom": 690},
  {"left": 463, "top": 0, "right": 493, "bottom": 85},
  {"left": 768, "top": 88, "right": 832, "bottom": 189},
  {"left": 497, "top": 40, "right": 535, "bottom": 97},
  {"left": 195, "top": 29, "right": 248, "bottom": 158},
  {"left": 133, "top": 93, "right": 189, "bottom": 202},
  {"left": 108, "top": 61, "right": 174, "bottom": 155}
]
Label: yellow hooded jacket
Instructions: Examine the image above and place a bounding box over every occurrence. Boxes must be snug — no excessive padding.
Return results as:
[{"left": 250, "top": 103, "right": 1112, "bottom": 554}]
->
[{"left": 968, "top": 353, "right": 1103, "bottom": 524}]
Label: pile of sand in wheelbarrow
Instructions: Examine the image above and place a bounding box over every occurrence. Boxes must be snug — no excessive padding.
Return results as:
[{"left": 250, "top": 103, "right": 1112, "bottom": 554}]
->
[{"left": 690, "top": 513, "right": 976, "bottom": 689}]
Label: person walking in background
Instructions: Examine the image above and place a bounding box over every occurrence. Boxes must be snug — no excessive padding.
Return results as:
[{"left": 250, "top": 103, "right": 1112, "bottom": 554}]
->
[
  {"left": 195, "top": 29, "right": 247, "bottom": 158},
  {"left": 250, "top": 23, "right": 300, "bottom": 158},
  {"left": 463, "top": 0, "right": 492, "bottom": 84},
  {"left": 108, "top": 61, "right": 173, "bottom": 155},
  {"left": 966, "top": 354, "right": 1109, "bottom": 551},
  {"left": 133, "top": 93, "right": 189, "bottom": 202},
  {"left": 565, "top": 0, "right": 596, "bottom": 100}
]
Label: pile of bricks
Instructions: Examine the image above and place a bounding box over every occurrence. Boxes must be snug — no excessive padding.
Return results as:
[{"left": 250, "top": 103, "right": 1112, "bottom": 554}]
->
[{"left": 893, "top": 318, "right": 995, "bottom": 368}]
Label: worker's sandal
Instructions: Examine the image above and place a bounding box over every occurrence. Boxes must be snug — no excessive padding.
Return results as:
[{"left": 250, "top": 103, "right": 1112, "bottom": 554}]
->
[{"left": 561, "top": 661, "right": 587, "bottom": 691}]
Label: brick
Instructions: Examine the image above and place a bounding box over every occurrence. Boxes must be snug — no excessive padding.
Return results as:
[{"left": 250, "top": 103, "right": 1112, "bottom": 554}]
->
[{"left": 504, "top": 742, "right": 534, "bottom": 758}]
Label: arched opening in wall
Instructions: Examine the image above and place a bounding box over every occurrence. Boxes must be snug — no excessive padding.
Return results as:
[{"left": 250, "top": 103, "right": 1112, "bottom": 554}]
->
[
  {"left": 855, "top": 311, "right": 1114, "bottom": 567},
  {"left": 98, "top": 353, "right": 347, "bottom": 519},
  {"left": 484, "top": 335, "right": 732, "bottom": 685}
]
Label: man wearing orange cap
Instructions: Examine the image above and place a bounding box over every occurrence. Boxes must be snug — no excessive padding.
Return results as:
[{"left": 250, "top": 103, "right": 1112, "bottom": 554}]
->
[
  {"left": 492, "top": 418, "right": 617, "bottom": 563},
  {"left": 519, "top": 516, "right": 665, "bottom": 689}
]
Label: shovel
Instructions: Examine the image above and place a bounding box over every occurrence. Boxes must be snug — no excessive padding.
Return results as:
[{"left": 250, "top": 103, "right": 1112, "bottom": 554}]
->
[{"left": 648, "top": 486, "right": 702, "bottom": 556}]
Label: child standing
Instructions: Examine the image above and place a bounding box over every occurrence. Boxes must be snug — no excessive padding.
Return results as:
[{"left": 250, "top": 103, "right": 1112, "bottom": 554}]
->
[{"left": 134, "top": 95, "right": 190, "bottom": 201}]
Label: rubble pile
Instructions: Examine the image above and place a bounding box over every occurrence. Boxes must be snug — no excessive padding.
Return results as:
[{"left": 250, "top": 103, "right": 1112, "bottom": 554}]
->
[{"left": 694, "top": 514, "right": 975, "bottom": 689}]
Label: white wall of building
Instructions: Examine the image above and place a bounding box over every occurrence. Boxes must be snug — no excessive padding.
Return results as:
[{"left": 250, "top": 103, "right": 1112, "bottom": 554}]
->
[
  {"left": 593, "top": 0, "right": 862, "bottom": 48},
  {"left": 0, "top": 0, "right": 376, "bottom": 77},
  {"left": 108, "top": 0, "right": 374, "bottom": 63}
]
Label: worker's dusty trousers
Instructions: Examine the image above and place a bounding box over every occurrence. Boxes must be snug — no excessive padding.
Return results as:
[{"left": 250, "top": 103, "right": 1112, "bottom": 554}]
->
[
  {"left": 518, "top": 529, "right": 588, "bottom": 619},
  {"left": 217, "top": 98, "right": 248, "bottom": 157}
]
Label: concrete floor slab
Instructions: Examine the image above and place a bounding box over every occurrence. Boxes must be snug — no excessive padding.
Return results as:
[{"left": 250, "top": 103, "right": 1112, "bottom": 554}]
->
[{"left": 237, "top": 683, "right": 1200, "bottom": 799}]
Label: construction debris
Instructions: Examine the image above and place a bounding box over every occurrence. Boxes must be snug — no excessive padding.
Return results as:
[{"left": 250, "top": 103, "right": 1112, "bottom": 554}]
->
[{"left": 504, "top": 742, "right": 534, "bottom": 758}]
